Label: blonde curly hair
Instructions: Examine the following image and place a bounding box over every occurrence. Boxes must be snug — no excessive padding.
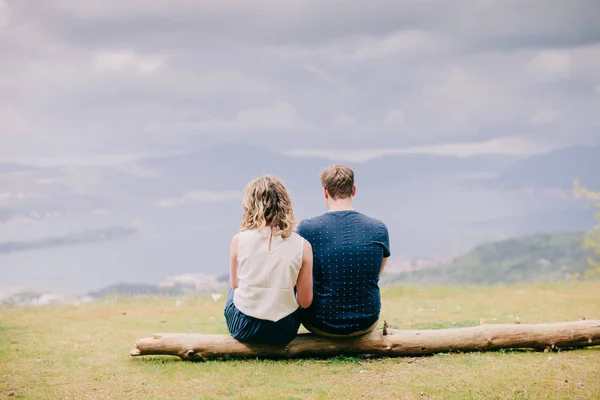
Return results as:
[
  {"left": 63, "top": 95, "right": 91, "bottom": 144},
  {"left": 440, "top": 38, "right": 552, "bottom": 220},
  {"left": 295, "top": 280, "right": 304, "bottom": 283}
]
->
[{"left": 240, "top": 175, "right": 297, "bottom": 238}]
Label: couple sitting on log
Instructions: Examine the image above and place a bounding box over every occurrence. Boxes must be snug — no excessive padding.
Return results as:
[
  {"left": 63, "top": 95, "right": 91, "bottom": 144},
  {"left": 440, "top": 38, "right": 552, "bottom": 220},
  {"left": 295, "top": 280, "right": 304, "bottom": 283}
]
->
[{"left": 226, "top": 164, "right": 391, "bottom": 345}]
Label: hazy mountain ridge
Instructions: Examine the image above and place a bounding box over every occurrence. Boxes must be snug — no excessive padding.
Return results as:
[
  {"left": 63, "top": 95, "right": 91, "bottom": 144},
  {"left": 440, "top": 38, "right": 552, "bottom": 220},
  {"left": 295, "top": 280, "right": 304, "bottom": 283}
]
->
[
  {"left": 490, "top": 145, "right": 600, "bottom": 190},
  {"left": 1, "top": 274, "right": 227, "bottom": 307},
  {"left": 0, "top": 162, "right": 38, "bottom": 173},
  {"left": 136, "top": 144, "right": 520, "bottom": 191},
  {"left": 2, "top": 231, "right": 595, "bottom": 306},
  {"left": 1, "top": 144, "right": 598, "bottom": 291},
  {"left": 0, "top": 226, "right": 139, "bottom": 254},
  {"left": 383, "top": 231, "right": 594, "bottom": 286}
]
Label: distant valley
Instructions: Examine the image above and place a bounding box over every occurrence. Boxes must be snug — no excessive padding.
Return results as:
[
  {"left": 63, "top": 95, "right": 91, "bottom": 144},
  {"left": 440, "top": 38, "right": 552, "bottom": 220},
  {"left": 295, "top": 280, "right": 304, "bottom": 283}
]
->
[
  {"left": 1, "top": 231, "right": 596, "bottom": 307},
  {"left": 1, "top": 144, "right": 598, "bottom": 292},
  {"left": 382, "top": 231, "right": 595, "bottom": 286}
]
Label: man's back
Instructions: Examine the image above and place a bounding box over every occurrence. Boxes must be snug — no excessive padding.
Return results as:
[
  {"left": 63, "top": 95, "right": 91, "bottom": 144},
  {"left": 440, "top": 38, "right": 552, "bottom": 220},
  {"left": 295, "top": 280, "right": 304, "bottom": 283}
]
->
[{"left": 297, "top": 210, "right": 390, "bottom": 335}]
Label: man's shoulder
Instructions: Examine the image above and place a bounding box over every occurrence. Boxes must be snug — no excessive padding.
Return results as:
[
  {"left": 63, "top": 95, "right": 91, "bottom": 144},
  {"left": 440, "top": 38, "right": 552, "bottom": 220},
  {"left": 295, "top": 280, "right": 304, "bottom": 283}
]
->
[
  {"left": 355, "top": 212, "right": 388, "bottom": 230},
  {"left": 297, "top": 212, "right": 388, "bottom": 233},
  {"left": 297, "top": 214, "right": 329, "bottom": 233}
]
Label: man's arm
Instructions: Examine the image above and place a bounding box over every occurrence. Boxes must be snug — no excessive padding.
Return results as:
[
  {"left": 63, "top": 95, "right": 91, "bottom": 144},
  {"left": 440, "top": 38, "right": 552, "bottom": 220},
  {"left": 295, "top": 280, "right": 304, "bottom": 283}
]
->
[
  {"left": 379, "top": 223, "right": 391, "bottom": 277},
  {"left": 379, "top": 257, "right": 388, "bottom": 277}
]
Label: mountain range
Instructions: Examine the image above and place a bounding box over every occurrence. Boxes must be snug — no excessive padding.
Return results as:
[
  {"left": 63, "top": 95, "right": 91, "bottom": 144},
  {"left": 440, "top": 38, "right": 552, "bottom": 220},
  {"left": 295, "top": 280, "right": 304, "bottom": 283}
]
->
[
  {"left": 2, "top": 230, "right": 594, "bottom": 307},
  {"left": 1, "top": 143, "right": 598, "bottom": 292},
  {"left": 383, "top": 231, "right": 594, "bottom": 285},
  {"left": 490, "top": 146, "right": 600, "bottom": 190}
]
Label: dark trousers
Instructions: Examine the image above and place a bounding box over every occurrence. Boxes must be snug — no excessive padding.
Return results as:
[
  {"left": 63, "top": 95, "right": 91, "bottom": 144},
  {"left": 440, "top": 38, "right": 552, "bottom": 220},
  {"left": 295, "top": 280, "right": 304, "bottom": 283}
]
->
[{"left": 224, "top": 288, "right": 301, "bottom": 345}]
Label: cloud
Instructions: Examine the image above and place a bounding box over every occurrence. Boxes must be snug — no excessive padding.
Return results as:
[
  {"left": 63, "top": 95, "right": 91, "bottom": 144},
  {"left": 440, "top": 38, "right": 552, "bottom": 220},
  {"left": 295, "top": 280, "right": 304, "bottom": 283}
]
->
[
  {"left": 154, "top": 190, "right": 241, "bottom": 207},
  {"left": 526, "top": 51, "right": 572, "bottom": 81},
  {"left": 0, "top": 0, "right": 9, "bottom": 28},
  {"left": 305, "top": 64, "right": 333, "bottom": 83},
  {"left": 0, "top": 210, "right": 70, "bottom": 228},
  {"left": 270, "top": 29, "right": 443, "bottom": 66},
  {"left": 0, "top": 226, "right": 138, "bottom": 254},
  {"left": 347, "top": 30, "right": 441, "bottom": 61},
  {"left": 384, "top": 109, "right": 406, "bottom": 126},
  {"left": 113, "top": 162, "right": 160, "bottom": 179},
  {"left": 1, "top": 1, "right": 600, "bottom": 158},
  {"left": 530, "top": 109, "right": 561, "bottom": 126},
  {"left": 333, "top": 113, "right": 357, "bottom": 126},
  {"left": 399, "top": 63, "right": 522, "bottom": 137},
  {"left": 0, "top": 191, "right": 39, "bottom": 202},
  {"left": 190, "top": 102, "right": 306, "bottom": 134},
  {"left": 31, "top": 1, "right": 600, "bottom": 51},
  {"left": 91, "top": 50, "right": 165, "bottom": 75},
  {"left": 285, "top": 136, "right": 557, "bottom": 162},
  {"left": 235, "top": 102, "right": 302, "bottom": 128}
]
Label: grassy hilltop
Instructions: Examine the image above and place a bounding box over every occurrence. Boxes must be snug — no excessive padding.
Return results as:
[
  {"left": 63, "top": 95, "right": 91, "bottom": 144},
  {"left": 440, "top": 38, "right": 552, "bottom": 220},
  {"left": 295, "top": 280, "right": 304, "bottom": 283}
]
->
[
  {"left": 2, "top": 282, "right": 600, "bottom": 399},
  {"left": 384, "top": 232, "right": 594, "bottom": 285}
]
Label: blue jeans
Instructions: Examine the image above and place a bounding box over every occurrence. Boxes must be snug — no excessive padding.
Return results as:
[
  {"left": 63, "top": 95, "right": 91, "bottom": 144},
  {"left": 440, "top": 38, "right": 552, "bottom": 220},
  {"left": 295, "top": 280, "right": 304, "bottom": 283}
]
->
[{"left": 224, "top": 288, "right": 301, "bottom": 345}]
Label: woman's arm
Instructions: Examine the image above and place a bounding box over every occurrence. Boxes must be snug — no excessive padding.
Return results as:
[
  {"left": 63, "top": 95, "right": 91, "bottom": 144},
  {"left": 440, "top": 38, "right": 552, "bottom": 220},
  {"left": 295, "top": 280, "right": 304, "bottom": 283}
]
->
[
  {"left": 296, "top": 239, "right": 313, "bottom": 309},
  {"left": 229, "top": 234, "right": 239, "bottom": 289}
]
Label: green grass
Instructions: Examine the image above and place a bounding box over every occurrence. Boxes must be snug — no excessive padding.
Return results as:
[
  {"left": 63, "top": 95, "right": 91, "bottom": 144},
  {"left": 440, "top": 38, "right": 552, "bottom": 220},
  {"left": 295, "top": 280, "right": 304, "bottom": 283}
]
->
[{"left": 1, "top": 282, "right": 600, "bottom": 399}]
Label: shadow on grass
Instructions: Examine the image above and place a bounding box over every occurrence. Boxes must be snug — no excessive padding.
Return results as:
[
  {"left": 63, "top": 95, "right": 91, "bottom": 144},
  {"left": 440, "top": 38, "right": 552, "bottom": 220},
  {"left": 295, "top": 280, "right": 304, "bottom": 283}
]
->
[
  {"left": 130, "top": 344, "right": 599, "bottom": 365},
  {"left": 131, "top": 355, "right": 184, "bottom": 364},
  {"left": 130, "top": 354, "right": 367, "bottom": 364}
]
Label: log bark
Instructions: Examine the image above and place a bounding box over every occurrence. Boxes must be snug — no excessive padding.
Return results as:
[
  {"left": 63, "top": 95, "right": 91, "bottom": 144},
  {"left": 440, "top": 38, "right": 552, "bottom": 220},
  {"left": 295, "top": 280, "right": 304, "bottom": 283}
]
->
[{"left": 130, "top": 320, "right": 600, "bottom": 361}]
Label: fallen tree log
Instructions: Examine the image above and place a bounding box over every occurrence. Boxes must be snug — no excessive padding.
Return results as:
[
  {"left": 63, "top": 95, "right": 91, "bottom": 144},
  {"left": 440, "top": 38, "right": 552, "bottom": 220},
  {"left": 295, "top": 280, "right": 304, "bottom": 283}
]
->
[{"left": 130, "top": 320, "right": 600, "bottom": 361}]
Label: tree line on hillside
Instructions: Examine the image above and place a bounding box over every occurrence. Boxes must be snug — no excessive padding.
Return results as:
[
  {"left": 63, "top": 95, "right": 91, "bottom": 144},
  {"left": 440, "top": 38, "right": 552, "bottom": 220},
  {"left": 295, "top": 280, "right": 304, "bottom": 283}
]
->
[
  {"left": 574, "top": 180, "right": 600, "bottom": 278},
  {"left": 382, "top": 231, "right": 594, "bottom": 286},
  {"left": 384, "top": 180, "right": 600, "bottom": 286}
]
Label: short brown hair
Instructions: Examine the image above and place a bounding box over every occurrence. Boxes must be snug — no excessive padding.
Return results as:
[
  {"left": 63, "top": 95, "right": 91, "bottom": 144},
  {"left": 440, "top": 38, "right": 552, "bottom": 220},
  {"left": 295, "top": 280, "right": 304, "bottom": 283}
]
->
[{"left": 320, "top": 164, "right": 354, "bottom": 199}]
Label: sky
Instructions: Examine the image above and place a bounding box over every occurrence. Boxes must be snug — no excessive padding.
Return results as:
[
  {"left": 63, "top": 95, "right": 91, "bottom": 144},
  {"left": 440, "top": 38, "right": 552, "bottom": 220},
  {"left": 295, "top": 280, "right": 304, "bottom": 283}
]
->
[
  {"left": 1, "top": 0, "right": 600, "bottom": 161},
  {"left": 1, "top": 1, "right": 600, "bottom": 293}
]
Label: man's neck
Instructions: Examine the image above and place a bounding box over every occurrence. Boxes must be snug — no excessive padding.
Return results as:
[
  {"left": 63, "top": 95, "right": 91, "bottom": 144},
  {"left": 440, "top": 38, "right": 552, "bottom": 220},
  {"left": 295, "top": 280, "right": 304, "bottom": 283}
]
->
[{"left": 327, "top": 199, "right": 354, "bottom": 212}]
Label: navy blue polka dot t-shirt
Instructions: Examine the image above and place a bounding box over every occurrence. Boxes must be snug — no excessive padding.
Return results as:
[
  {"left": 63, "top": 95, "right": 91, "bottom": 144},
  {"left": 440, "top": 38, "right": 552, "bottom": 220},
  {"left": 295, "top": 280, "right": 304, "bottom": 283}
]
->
[{"left": 297, "top": 210, "right": 391, "bottom": 335}]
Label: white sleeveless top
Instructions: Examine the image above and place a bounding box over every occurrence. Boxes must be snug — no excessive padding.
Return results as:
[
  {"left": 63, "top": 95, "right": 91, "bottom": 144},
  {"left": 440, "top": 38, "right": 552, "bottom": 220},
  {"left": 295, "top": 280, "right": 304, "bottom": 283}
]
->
[{"left": 233, "top": 227, "right": 304, "bottom": 322}]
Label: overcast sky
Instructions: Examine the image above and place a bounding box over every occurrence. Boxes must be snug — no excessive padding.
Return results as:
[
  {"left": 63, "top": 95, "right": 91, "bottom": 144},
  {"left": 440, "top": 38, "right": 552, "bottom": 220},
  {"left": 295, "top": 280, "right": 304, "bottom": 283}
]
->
[{"left": 1, "top": 0, "right": 600, "bottom": 161}]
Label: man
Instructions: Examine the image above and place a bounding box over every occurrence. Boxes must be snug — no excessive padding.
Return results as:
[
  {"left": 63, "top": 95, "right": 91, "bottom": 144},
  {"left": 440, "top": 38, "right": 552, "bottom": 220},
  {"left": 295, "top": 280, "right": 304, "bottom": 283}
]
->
[{"left": 297, "top": 164, "right": 390, "bottom": 337}]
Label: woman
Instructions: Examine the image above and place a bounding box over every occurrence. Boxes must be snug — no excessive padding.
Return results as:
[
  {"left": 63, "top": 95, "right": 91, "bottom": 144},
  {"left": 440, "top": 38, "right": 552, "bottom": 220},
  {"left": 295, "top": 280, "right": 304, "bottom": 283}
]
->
[{"left": 224, "top": 175, "right": 313, "bottom": 345}]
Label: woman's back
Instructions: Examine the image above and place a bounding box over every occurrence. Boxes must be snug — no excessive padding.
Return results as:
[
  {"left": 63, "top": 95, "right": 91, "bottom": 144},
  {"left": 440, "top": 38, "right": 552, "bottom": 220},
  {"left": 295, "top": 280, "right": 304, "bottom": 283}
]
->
[
  {"left": 234, "top": 227, "right": 304, "bottom": 322},
  {"left": 225, "top": 175, "right": 312, "bottom": 345}
]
